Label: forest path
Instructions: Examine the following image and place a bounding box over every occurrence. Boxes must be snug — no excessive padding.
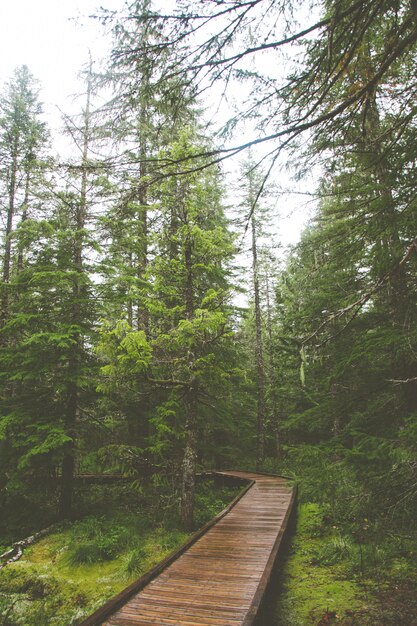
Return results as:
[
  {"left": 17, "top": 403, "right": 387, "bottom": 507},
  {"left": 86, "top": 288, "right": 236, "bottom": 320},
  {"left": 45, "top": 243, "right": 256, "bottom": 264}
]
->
[{"left": 82, "top": 471, "right": 296, "bottom": 626}]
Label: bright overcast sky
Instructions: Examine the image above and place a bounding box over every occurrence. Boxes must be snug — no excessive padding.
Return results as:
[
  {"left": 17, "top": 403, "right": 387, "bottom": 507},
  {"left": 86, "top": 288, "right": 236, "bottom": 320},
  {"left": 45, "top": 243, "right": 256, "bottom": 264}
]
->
[{"left": 0, "top": 0, "right": 123, "bottom": 126}]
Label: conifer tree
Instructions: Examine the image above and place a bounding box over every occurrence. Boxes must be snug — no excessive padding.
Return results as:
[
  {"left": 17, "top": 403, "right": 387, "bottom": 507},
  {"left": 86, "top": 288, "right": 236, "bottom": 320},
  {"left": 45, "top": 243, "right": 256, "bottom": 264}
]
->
[
  {"left": 0, "top": 65, "right": 48, "bottom": 338},
  {"left": 58, "top": 62, "right": 98, "bottom": 518},
  {"left": 238, "top": 158, "right": 273, "bottom": 469},
  {"left": 98, "top": 130, "right": 236, "bottom": 529},
  {"left": 0, "top": 63, "right": 102, "bottom": 518}
]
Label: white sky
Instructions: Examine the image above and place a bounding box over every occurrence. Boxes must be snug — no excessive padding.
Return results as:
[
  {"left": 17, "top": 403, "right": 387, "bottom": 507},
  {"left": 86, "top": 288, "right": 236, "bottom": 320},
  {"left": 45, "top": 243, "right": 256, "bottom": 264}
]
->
[{"left": 0, "top": 0, "right": 123, "bottom": 131}]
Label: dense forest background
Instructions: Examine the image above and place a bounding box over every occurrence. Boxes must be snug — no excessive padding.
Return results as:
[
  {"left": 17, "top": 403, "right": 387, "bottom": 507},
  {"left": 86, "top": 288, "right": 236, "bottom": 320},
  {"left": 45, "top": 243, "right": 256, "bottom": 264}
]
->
[{"left": 0, "top": 0, "right": 416, "bottom": 622}]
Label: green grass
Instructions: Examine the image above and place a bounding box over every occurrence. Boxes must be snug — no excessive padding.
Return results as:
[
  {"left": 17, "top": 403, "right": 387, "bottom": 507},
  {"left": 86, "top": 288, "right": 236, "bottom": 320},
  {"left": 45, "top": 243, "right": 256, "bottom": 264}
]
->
[{"left": 0, "top": 480, "right": 240, "bottom": 626}]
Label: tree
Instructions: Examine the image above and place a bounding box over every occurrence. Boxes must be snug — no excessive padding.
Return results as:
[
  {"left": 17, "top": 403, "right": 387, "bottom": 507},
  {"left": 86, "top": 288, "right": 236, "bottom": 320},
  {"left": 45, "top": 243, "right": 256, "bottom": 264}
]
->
[
  {"left": 58, "top": 61, "right": 98, "bottom": 518},
  {"left": 270, "top": 105, "right": 417, "bottom": 522},
  {"left": 98, "top": 129, "right": 236, "bottom": 529},
  {"left": 0, "top": 62, "right": 104, "bottom": 519},
  {"left": 237, "top": 158, "right": 267, "bottom": 469},
  {"left": 101, "top": 1, "right": 417, "bottom": 171},
  {"left": 97, "top": 0, "right": 197, "bottom": 450},
  {"left": 100, "top": 2, "right": 417, "bottom": 384},
  {"left": 0, "top": 65, "right": 48, "bottom": 336}
]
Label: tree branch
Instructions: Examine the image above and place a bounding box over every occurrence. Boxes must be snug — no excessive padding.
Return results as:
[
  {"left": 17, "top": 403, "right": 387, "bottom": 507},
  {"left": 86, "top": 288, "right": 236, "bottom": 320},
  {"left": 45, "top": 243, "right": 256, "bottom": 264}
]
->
[{"left": 304, "top": 237, "right": 417, "bottom": 347}]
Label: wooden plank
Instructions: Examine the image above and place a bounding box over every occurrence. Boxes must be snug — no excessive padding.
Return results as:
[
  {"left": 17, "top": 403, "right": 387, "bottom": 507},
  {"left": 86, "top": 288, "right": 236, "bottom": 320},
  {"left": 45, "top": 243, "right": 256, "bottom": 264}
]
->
[
  {"left": 80, "top": 471, "right": 296, "bottom": 626},
  {"left": 79, "top": 474, "right": 254, "bottom": 626}
]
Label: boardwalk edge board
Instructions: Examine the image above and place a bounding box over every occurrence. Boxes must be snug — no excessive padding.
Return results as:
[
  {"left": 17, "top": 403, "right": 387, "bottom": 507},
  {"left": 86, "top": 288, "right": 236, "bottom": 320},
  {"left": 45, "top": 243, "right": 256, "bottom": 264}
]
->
[{"left": 79, "top": 473, "right": 255, "bottom": 626}]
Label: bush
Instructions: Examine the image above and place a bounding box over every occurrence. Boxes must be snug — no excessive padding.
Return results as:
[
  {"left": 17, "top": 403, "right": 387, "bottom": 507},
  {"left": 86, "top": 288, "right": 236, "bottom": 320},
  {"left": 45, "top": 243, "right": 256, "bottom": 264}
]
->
[
  {"left": 158, "top": 530, "right": 185, "bottom": 551},
  {"left": 66, "top": 517, "right": 136, "bottom": 564},
  {"left": 193, "top": 480, "right": 240, "bottom": 529}
]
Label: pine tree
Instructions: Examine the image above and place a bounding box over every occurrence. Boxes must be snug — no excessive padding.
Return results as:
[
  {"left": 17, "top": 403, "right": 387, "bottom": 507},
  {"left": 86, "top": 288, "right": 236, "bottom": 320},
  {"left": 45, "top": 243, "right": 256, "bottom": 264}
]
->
[
  {"left": 58, "top": 61, "right": 98, "bottom": 518},
  {"left": 0, "top": 64, "right": 103, "bottom": 519}
]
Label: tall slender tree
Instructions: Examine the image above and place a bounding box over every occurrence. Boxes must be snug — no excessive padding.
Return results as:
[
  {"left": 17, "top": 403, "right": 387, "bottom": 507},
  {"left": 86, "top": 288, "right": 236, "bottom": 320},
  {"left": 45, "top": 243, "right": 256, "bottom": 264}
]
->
[
  {"left": 59, "top": 61, "right": 98, "bottom": 517},
  {"left": 98, "top": 129, "right": 236, "bottom": 529},
  {"left": 238, "top": 158, "right": 269, "bottom": 469},
  {"left": 0, "top": 66, "right": 47, "bottom": 337}
]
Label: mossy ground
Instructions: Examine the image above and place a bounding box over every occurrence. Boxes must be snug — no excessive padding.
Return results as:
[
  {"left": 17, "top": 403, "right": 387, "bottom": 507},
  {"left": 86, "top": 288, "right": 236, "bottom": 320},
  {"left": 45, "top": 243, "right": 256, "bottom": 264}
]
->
[
  {"left": 265, "top": 503, "right": 417, "bottom": 626},
  {"left": 269, "top": 504, "right": 364, "bottom": 625},
  {"left": 0, "top": 479, "right": 240, "bottom": 625}
]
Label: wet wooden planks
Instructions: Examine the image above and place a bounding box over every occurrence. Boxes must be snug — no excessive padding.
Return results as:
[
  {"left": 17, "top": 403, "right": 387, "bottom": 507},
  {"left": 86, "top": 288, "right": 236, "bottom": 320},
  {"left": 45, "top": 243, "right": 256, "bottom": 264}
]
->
[{"left": 98, "top": 471, "right": 295, "bottom": 626}]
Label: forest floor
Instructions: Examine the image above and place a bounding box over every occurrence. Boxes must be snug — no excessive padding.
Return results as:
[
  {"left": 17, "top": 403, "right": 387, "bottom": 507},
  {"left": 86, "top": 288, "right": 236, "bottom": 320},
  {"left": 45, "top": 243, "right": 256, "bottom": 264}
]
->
[
  {"left": 0, "top": 479, "right": 240, "bottom": 625},
  {"left": 2, "top": 481, "right": 416, "bottom": 626},
  {"left": 268, "top": 503, "right": 417, "bottom": 625}
]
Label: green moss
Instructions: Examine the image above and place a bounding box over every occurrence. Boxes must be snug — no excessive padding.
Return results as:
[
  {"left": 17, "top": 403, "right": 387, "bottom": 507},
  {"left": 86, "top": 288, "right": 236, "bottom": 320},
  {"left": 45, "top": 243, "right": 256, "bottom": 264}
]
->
[
  {"left": 0, "top": 480, "right": 237, "bottom": 625},
  {"left": 0, "top": 525, "right": 188, "bottom": 624},
  {"left": 273, "top": 504, "right": 366, "bottom": 625}
]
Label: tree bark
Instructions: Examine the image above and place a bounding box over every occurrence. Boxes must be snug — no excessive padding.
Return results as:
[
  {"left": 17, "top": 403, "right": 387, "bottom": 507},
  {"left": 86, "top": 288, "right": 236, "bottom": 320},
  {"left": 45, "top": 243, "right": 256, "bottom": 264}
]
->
[
  {"left": 265, "top": 270, "right": 280, "bottom": 457},
  {"left": 136, "top": 133, "right": 149, "bottom": 333},
  {"left": 251, "top": 213, "right": 266, "bottom": 470},
  {"left": 0, "top": 149, "right": 18, "bottom": 337},
  {"left": 180, "top": 234, "right": 198, "bottom": 530},
  {"left": 180, "top": 389, "right": 198, "bottom": 531},
  {"left": 59, "top": 380, "right": 77, "bottom": 518},
  {"left": 17, "top": 170, "right": 30, "bottom": 273}
]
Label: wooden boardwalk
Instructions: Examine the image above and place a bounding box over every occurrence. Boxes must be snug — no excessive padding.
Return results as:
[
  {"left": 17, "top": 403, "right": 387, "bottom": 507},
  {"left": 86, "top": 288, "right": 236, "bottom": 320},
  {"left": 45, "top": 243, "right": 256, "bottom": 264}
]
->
[{"left": 82, "top": 471, "right": 296, "bottom": 626}]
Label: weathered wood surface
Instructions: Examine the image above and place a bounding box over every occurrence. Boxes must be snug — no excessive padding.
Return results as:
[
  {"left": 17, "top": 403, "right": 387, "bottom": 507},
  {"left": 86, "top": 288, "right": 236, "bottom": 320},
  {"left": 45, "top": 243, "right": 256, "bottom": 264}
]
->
[{"left": 85, "top": 471, "right": 296, "bottom": 626}]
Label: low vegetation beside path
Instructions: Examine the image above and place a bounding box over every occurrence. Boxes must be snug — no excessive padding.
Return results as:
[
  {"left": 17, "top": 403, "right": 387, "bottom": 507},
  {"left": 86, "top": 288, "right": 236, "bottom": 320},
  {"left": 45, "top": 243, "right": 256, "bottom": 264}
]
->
[
  {"left": 0, "top": 479, "right": 240, "bottom": 626},
  {"left": 271, "top": 502, "right": 417, "bottom": 625}
]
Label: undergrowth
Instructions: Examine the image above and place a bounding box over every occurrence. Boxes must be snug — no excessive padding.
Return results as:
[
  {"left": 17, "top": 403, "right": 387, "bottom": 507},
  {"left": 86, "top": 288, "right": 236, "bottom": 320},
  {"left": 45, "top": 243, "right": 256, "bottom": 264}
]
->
[
  {"left": 269, "top": 503, "right": 417, "bottom": 625},
  {"left": 0, "top": 479, "right": 240, "bottom": 625},
  {"left": 262, "top": 449, "right": 417, "bottom": 625}
]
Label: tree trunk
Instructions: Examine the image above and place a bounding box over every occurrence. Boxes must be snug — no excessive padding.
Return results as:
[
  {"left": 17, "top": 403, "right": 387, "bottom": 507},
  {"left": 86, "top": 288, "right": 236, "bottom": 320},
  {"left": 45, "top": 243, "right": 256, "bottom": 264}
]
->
[
  {"left": 136, "top": 32, "right": 151, "bottom": 336},
  {"left": 59, "top": 62, "right": 92, "bottom": 518},
  {"left": 265, "top": 271, "right": 280, "bottom": 457},
  {"left": 0, "top": 152, "right": 18, "bottom": 336},
  {"left": 59, "top": 381, "right": 77, "bottom": 518},
  {"left": 181, "top": 389, "right": 198, "bottom": 531},
  {"left": 17, "top": 170, "right": 30, "bottom": 273},
  {"left": 180, "top": 235, "right": 198, "bottom": 530},
  {"left": 136, "top": 155, "right": 149, "bottom": 333},
  {"left": 251, "top": 213, "right": 266, "bottom": 470}
]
